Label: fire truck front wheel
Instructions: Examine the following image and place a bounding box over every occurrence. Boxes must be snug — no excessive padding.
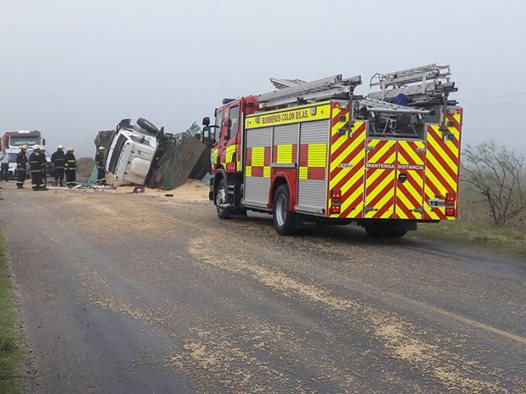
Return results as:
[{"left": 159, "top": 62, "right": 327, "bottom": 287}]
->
[
  {"left": 273, "top": 184, "right": 296, "bottom": 235},
  {"left": 215, "top": 178, "right": 232, "bottom": 219}
]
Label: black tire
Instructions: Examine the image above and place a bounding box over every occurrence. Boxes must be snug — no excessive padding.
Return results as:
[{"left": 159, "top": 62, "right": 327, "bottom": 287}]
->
[
  {"left": 389, "top": 229, "right": 407, "bottom": 238},
  {"left": 215, "top": 177, "right": 231, "bottom": 219},
  {"left": 364, "top": 224, "right": 389, "bottom": 238},
  {"left": 137, "top": 118, "right": 160, "bottom": 135},
  {"left": 273, "top": 184, "right": 296, "bottom": 235},
  {"left": 364, "top": 223, "right": 407, "bottom": 238}
]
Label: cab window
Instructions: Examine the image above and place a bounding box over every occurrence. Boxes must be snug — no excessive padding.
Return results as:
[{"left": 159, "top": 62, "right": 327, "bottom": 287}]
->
[
  {"left": 215, "top": 111, "right": 223, "bottom": 141},
  {"left": 228, "top": 106, "right": 240, "bottom": 139}
]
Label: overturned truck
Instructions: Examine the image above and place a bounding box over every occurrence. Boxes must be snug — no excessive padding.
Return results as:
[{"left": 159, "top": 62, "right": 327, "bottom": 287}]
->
[{"left": 103, "top": 118, "right": 210, "bottom": 189}]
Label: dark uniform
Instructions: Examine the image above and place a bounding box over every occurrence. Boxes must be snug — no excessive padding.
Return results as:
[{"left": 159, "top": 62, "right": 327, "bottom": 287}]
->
[
  {"left": 16, "top": 149, "right": 28, "bottom": 189},
  {"left": 1, "top": 151, "right": 9, "bottom": 182},
  {"left": 29, "top": 150, "right": 45, "bottom": 191},
  {"left": 51, "top": 148, "right": 66, "bottom": 187},
  {"left": 64, "top": 150, "right": 77, "bottom": 188},
  {"left": 96, "top": 149, "right": 106, "bottom": 184},
  {"left": 39, "top": 151, "right": 48, "bottom": 189}
]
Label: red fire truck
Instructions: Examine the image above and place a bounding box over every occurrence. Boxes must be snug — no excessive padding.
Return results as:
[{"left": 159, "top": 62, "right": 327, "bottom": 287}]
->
[
  {"left": 0, "top": 130, "right": 44, "bottom": 178},
  {"left": 202, "top": 64, "right": 462, "bottom": 237}
]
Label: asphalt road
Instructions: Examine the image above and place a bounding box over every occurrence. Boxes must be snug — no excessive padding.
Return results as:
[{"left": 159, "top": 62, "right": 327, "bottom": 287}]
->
[{"left": 1, "top": 183, "right": 525, "bottom": 393}]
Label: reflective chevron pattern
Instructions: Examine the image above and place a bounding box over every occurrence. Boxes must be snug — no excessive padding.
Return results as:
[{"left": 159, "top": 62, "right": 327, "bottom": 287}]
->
[
  {"left": 424, "top": 108, "right": 463, "bottom": 220},
  {"left": 328, "top": 103, "right": 366, "bottom": 218}
]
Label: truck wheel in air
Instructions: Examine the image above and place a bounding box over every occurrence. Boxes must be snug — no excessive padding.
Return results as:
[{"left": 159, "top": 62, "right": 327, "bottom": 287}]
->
[
  {"left": 137, "top": 118, "right": 160, "bottom": 135},
  {"left": 273, "top": 184, "right": 296, "bottom": 235},
  {"left": 215, "top": 178, "right": 232, "bottom": 219}
]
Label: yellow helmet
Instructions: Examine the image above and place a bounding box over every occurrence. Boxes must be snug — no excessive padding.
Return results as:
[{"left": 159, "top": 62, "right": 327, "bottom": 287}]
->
[
  {"left": 67, "top": 147, "right": 75, "bottom": 152},
  {"left": 21, "top": 144, "right": 28, "bottom": 150},
  {"left": 98, "top": 146, "right": 105, "bottom": 151}
]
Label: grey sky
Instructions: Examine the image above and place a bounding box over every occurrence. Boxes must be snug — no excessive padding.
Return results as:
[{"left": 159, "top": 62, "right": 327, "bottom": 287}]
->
[{"left": 1, "top": 0, "right": 525, "bottom": 157}]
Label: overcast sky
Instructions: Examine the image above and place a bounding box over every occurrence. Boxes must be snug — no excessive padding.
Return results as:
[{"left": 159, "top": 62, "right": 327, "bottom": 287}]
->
[{"left": 1, "top": 0, "right": 525, "bottom": 157}]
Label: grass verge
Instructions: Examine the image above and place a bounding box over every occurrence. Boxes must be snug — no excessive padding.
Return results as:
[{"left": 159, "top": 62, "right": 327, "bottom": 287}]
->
[
  {"left": 0, "top": 228, "right": 28, "bottom": 393},
  {"left": 416, "top": 220, "right": 526, "bottom": 261}
]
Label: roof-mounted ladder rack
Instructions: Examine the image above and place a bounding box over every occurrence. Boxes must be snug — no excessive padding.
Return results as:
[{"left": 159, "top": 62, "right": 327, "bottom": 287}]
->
[
  {"left": 367, "top": 64, "right": 457, "bottom": 104},
  {"left": 257, "top": 74, "right": 362, "bottom": 109}
]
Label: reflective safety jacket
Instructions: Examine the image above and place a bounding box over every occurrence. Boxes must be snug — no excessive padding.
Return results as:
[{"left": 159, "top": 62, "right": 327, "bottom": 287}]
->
[
  {"left": 16, "top": 151, "right": 28, "bottom": 169},
  {"left": 29, "top": 152, "right": 41, "bottom": 173},
  {"left": 51, "top": 150, "right": 66, "bottom": 170},
  {"left": 95, "top": 151, "right": 104, "bottom": 170},
  {"left": 64, "top": 152, "right": 77, "bottom": 170}
]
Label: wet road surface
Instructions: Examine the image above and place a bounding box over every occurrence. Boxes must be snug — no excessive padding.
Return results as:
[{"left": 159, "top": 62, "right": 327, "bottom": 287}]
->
[{"left": 1, "top": 184, "right": 525, "bottom": 393}]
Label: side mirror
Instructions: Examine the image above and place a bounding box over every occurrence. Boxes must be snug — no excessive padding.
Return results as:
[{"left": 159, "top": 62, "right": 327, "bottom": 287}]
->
[
  {"left": 202, "top": 117, "right": 210, "bottom": 126},
  {"left": 201, "top": 126, "right": 216, "bottom": 145},
  {"left": 42, "top": 138, "right": 46, "bottom": 146}
]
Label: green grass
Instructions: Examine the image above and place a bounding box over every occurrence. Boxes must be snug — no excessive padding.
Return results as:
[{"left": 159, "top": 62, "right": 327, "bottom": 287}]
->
[
  {"left": 412, "top": 181, "right": 526, "bottom": 261},
  {"left": 0, "top": 229, "right": 28, "bottom": 393},
  {"left": 416, "top": 220, "right": 526, "bottom": 261}
]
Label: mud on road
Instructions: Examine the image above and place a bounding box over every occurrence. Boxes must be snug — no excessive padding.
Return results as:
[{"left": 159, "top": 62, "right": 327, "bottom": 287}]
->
[{"left": 1, "top": 182, "right": 525, "bottom": 393}]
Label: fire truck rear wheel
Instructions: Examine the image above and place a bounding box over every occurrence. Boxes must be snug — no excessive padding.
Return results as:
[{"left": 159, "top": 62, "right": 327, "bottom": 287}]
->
[
  {"left": 389, "top": 229, "right": 407, "bottom": 238},
  {"left": 215, "top": 178, "right": 231, "bottom": 219},
  {"left": 364, "top": 223, "right": 407, "bottom": 238},
  {"left": 273, "top": 184, "right": 296, "bottom": 235}
]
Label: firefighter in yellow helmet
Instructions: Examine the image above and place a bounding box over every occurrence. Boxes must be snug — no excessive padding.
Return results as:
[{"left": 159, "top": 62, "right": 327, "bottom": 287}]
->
[
  {"left": 64, "top": 147, "right": 77, "bottom": 188},
  {"left": 95, "top": 146, "right": 106, "bottom": 185}
]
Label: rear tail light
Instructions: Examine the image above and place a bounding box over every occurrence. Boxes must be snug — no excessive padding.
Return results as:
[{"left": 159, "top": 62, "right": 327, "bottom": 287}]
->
[
  {"left": 445, "top": 192, "right": 456, "bottom": 207},
  {"left": 330, "top": 205, "right": 341, "bottom": 214},
  {"left": 446, "top": 208, "right": 456, "bottom": 216},
  {"left": 330, "top": 189, "right": 341, "bottom": 199}
]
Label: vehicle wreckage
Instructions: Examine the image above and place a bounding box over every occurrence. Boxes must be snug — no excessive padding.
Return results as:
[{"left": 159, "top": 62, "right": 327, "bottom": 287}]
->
[{"left": 95, "top": 118, "right": 210, "bottom": 190}]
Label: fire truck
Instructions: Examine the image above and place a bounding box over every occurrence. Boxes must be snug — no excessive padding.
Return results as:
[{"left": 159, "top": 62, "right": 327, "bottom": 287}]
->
[
  {"left": 0, "top": 130, "right": 45, "bottom": 178},
  {"left": 201, "top": 64, "right": 462, "bottom": 237}
]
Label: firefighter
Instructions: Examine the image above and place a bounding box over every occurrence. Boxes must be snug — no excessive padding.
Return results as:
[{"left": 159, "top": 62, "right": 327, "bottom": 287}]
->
[
  {"left": 15, "top": 145, "right": 28, "bottom": 189},
  {"left": 39, "top": 147, "right": 48, "bottom": 190},
  {"left": 51, "top": 145, "right": 66, "bottom": 187},
  {"left": 64, "top": 147, "right": 77, "bottom": 188},
  {"left": 29, "top": 145, "right": 45, "bottom": 191},
  {"left": 95, "top": 146, "right": 106, "bottom": 185},
  {"left": 1, "top": 149, "right": 9, "bottom": 182}
]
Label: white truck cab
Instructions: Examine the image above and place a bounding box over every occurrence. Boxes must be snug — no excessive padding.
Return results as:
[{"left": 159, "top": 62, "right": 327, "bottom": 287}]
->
[{"left": 106, "top": 119, "right": 158, "bottom": 185}]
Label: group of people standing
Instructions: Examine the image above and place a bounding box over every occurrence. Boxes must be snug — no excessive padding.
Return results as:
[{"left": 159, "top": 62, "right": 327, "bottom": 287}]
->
[{"left": 15, "top": 145, "right": 78, "bottom": 190}]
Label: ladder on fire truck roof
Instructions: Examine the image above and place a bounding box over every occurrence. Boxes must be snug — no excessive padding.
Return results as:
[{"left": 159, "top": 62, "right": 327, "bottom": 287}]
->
[
  {"left": 367, "top": 64, "right": 457, "bottom": 105},
  {"left": 257, "top": 74, "right": 362, "bottom": 109}
]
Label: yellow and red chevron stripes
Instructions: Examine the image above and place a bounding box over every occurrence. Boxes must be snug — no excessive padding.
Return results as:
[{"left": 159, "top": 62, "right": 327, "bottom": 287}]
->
[
  {"left": 395, "top": 141, "right": 425, "bottom": 219},
  {"left": 328, "top": 103, "right": 366, "bottom": 218},
  {"left": 424, "top": 109, "right": 462, "bottom": 220},
  {"left": 364, "top": 140, "right": 397, "bottom": 219}
]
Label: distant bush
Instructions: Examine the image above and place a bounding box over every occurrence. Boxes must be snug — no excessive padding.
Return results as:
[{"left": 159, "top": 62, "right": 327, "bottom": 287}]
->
[{"left": 462, "top": 142, "right": 526, "bottom": 226}]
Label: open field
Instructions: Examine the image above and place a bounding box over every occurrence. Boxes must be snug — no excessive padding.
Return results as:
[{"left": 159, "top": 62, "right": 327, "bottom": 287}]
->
[{"left": 417, "top": 182, "right": 526, "bottom": 260}]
